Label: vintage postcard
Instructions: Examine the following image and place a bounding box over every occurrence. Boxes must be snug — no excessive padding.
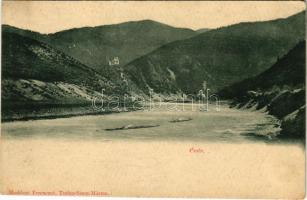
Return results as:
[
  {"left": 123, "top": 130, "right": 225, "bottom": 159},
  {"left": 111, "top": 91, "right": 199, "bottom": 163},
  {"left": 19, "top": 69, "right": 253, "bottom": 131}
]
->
[{"left": 0, "top": 1, "right": 306, "bottom": 199}]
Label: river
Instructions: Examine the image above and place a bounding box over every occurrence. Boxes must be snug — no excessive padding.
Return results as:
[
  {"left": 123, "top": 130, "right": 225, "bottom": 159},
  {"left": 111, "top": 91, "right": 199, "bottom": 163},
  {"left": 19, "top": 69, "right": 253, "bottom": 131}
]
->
[{"left": 2, "top": 103, "right": 282, "bottom": 141}]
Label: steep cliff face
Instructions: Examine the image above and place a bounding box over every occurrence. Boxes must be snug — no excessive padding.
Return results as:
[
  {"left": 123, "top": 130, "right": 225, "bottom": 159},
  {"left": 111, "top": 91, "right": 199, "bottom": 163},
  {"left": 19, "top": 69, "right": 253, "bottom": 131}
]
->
[
  {"left": 124, "top": 12, "right": 305, "bottom": 95},
  {"left": 220, "top": 41, "right": 305, "bottom": 138}
]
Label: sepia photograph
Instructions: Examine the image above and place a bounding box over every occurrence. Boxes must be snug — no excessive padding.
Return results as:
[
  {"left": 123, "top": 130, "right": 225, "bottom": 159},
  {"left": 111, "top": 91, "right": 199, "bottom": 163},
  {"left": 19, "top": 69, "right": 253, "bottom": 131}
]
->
[{"left": 0, "top": 1, "right": 306, "bottom": 198}]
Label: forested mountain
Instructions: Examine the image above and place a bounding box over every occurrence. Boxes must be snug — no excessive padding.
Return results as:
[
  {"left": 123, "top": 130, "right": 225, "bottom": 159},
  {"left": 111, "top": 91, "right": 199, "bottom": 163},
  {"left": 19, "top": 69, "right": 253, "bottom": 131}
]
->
[{"left": 124, "top": 11, "right": 305, "bottom": 94}]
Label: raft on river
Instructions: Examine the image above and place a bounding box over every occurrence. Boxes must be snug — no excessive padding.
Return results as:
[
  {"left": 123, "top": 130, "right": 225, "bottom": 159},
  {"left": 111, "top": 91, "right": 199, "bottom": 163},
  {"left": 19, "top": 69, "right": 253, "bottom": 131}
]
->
[
  {"left": 169, "top": 117, "right": 192, "bottom": 123},
  {"left": 105, "top": 124, "right": 160, "bottom": 131}
]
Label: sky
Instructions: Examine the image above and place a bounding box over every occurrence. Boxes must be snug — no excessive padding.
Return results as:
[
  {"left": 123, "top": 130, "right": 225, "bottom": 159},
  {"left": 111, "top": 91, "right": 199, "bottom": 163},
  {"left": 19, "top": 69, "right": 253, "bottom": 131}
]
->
[{"left": 2, "top": 1, "right": 306, "bottom": 34}]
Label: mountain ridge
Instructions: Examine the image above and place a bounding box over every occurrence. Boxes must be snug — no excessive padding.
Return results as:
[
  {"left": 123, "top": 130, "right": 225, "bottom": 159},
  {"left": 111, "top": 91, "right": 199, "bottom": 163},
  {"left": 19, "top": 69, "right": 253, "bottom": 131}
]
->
[
  {"left": 2, "top": 20, "right": 197, "bottom": 75},
  {"left": 123, "top": 11, "right": 305, "bottom": 95}
]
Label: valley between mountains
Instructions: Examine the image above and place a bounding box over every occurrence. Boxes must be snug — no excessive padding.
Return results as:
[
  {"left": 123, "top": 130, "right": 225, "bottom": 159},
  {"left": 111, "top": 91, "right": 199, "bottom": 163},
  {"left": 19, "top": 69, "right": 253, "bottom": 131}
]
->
[{"left": 2, "top": 11, "right": 305, "bottom": 139}]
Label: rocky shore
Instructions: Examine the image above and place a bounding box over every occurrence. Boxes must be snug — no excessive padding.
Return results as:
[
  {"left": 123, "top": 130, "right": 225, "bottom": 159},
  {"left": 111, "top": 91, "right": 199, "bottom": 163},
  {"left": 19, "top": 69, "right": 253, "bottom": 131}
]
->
[
  {"left": 220, "top": 41, "right": 305, "bottom": 140},
  {"left": 230, "top": 88, "right": 305, "bottom": 139}
]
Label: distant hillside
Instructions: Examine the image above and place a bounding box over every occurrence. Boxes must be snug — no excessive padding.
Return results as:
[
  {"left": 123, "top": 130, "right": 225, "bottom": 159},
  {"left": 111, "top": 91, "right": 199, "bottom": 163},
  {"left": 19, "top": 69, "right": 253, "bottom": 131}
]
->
[
  {"left": 2, "top": 31, "right": 116, "bottom": 92},
  {"left": 124, "top": 11, "right": 305, "bottom": 94},
  {"left": 219, "top": 41, "right": 305, "bottom": 138},
  {"left": 2, "top": 20, "right": 198, "bottom": 120},
  {"left": 45, "top": 20, "right": 196, "bottom": 71},
  {"left": 219, "top": 41, "right": 305, "bottom": 99},
  {"left": 196, "top": 28, "right": 210, "bottom": 33},
  {"left": 2, "top": 31, "right": 141, "bottom": 120},
  {"left": 3, "top": 20, "right": 196, "bottom": 74},
  {"left": 2, "top": 31, "right": 128, "bottom": 109}
]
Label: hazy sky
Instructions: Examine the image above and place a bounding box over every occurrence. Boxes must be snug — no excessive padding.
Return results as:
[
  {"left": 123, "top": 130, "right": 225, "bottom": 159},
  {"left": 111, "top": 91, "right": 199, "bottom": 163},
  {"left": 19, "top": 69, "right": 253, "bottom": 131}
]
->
[{"left": 2, "top": 1, "right": 305, "bottom": 34}]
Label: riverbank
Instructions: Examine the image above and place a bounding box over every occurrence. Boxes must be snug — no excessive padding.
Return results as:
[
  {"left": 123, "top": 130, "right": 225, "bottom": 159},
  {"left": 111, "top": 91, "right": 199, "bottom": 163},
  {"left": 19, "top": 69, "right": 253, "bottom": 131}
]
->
[
  {"left": 229, "top": 88, "right": 305, "bottom": 139},
  {"left": 1, "top": 100, "right": 226, "bottom": 122},
  {"left": 1, "top": 102, "right": 143, "bottom": 122}
]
